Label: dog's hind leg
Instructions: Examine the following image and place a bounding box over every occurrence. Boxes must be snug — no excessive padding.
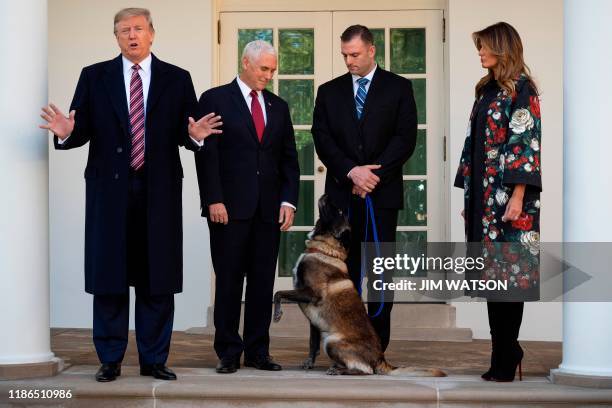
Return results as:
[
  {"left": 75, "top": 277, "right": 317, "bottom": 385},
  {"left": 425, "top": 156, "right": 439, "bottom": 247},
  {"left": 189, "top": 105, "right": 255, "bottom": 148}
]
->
[
  {"left": 326, "top": 342, "right": 373, "bottom": 375},
  {"left": 273, "top": 290, "right": 314, "bottom": 322},
  {"left": 302, "top": 324, "right": 321, "bottom": 369}
]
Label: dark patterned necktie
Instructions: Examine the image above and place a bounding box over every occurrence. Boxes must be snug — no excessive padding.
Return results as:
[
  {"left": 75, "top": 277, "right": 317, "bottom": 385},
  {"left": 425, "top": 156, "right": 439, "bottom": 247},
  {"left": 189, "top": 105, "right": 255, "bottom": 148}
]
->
[
  {"left": 250, "top": 90, "right": 265, "bottom": 143},
  {"left": 129, "top": 64, "right": 145, "bottom": 170}
]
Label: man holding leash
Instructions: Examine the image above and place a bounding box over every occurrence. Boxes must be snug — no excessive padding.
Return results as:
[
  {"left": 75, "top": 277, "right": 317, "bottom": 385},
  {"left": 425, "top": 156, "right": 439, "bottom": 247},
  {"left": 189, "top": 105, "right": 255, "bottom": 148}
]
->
[{"left": 312, "top": 25, "right": 418, "bottom": 351}]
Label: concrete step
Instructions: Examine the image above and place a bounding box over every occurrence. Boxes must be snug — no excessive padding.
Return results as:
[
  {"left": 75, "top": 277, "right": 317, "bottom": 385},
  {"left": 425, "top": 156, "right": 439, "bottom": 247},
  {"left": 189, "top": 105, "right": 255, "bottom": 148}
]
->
[
  {"left": 2, "top": 365, "right": 611, "bottom": 407},
  {"left": 186, "top": 303, "right": 473, "bottom": 342}
]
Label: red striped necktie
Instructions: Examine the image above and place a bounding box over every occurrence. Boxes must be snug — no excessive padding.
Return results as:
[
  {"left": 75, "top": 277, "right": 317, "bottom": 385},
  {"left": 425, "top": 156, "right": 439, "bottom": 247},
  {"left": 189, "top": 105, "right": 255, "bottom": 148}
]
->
[
  {"left": 129, "top": 64, "right": 145, "bottom": 170},
  {"left": 250, "top": 90, "right": 265, "bottom": 143}
]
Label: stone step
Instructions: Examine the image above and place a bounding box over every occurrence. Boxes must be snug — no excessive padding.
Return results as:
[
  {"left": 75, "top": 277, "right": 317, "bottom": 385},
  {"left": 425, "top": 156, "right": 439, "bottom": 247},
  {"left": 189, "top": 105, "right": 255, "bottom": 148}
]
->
[
  {"left": 2, "top": 365, "right": 611, "bottom": 407},
  {"left": 186, "top": 303, "right": 473, "bottom": 342}
]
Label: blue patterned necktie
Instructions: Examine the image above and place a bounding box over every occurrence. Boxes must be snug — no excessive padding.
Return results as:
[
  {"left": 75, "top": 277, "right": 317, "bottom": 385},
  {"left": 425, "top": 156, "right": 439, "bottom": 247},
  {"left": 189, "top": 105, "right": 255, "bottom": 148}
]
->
[{"left": 355, "top": 77, "right": 369, "bottom": 120}]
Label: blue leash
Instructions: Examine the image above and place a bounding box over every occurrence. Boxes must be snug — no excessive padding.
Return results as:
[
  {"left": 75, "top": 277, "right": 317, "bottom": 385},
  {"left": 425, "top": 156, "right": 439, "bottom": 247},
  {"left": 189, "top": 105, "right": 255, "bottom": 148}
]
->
[{"left": 351, "top": 195, "right": 385, "bottom": 318}]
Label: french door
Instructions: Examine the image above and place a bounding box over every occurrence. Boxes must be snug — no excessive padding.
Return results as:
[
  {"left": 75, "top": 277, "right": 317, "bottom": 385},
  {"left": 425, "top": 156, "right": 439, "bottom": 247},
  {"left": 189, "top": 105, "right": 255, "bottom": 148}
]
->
[{"left": 219, "top": 10, "right": 445, "bottom": 291}]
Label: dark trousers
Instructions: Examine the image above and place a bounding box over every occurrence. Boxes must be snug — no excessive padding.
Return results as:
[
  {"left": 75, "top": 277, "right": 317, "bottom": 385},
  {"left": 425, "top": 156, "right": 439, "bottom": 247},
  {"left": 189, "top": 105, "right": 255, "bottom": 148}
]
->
[
  {"left": 92, "top": 172, "right": 174, "bottom": 366},
  {"left": 347, "top": 195, "right": 398, "bottom": 352},
  {"left": 208, "top": 214, "right": 281, "bottom": 360},
  {"left": 487, "top": 301, "right": 524, "bottom": 345}
]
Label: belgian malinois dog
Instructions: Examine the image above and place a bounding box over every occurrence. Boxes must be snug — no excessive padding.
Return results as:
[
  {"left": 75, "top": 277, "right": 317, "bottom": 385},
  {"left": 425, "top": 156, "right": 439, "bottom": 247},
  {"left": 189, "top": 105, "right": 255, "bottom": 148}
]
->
[{"left": 273, "top": 195, "right": 446, "bottom": 377}]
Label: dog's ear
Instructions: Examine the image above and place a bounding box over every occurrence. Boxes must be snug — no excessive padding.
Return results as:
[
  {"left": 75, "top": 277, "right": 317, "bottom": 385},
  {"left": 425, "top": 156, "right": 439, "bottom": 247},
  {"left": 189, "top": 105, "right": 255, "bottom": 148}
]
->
[{"left": 318, "top": 194, "right": 330, "bottom": 220}]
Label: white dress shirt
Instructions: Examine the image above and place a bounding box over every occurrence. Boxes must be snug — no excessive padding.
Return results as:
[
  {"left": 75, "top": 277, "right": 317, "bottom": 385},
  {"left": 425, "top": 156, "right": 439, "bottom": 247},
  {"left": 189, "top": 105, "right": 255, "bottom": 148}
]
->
[
  {"left": 351, "top": 64, "right": 377, "bottom": 97},
  {"left": 235, "top": 75, "right": 295, "bottom": 211},
  {"left": 123, "top": 54, "right": 152, "bottom": 113}
]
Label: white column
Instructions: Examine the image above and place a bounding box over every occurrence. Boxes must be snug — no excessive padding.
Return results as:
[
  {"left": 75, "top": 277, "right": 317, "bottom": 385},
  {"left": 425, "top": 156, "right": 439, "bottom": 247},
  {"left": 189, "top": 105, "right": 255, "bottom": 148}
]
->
[
  {"left": 0, "top": 0, "right": 56, "bottom": 370},
  {"left": 554, "top": 0, "right": 612, "bottom": 385}
]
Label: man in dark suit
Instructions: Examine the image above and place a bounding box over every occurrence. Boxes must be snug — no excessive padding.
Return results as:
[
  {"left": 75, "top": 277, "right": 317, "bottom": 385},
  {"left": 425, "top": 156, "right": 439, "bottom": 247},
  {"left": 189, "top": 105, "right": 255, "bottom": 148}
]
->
[
  {"left": 39, "top": 8, "right": 221, "bottom": 382},
  {"left": 195, "top": 40, "right": 300, "bottom": 374},
  {"left": 312, "top": 25, "right": 417, "bottom": 352}
]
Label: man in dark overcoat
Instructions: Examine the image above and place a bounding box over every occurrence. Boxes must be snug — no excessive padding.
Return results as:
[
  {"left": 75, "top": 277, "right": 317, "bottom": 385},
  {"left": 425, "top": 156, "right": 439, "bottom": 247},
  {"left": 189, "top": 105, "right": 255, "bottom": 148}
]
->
[{"left": 39, "top": 7, "right": 220, "bottom": 382}]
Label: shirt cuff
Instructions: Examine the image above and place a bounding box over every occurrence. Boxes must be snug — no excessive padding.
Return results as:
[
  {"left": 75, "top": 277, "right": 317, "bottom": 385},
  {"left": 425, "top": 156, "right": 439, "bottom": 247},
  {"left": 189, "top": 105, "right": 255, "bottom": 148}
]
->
[
  {"left": 347, "top": 166, "right": 357, "bottom": 178},
  {"left": 190, "top": 136, "right": 204, "bottom": 148},
  {"left": 57, "top": 134, "right": 70, "bottom": 144},
  {"left": 281, "top": 202, "right": 296, "bottom": 211}
]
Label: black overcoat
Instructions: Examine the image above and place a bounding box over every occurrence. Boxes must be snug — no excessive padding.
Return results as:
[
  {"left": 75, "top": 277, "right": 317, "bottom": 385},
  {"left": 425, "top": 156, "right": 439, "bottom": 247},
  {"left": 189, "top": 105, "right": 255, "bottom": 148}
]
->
[{"left": 54, "top": 54, "right": 199, "bottom": 295}]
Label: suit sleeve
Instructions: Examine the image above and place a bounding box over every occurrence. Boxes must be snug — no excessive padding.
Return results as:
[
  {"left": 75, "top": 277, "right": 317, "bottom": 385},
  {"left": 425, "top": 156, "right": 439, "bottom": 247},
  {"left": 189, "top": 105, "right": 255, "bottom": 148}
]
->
[
  {"left": 194, "top": 91, "right": 224, "bottom": 213},
  {"left": 279, "top": 101, "right": 300, "bottom": 208},
  {"left": 54, "top": 68, "right": 92, "bottom": 150},
  {"left": 311, "top": 86, "right": 356, "bottom": 185},
  {"left": 179, "top": 71, "right": 201, "bottom": 152},
  {"left": 372, "top": 79, "right": 417, "bottom": 182}
]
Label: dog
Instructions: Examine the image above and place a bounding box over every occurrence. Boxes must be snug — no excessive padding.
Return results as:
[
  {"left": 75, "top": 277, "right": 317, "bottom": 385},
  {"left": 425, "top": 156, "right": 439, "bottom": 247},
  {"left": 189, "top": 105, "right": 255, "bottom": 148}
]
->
[{"left": 273, "top": 194, "right": 446, "bottom": 377}]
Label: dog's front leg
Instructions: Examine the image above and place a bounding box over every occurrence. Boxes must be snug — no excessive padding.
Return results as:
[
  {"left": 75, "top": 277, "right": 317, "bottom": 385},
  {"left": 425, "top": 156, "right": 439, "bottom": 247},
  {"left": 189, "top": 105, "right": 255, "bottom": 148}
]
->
[
  {"left": 302, "top": 323, "right": 321, "bottom": 369},
  {"left": 273, "top": 290, "right": 314, "bottom": 322},
  {"left": 273, "top": 291, "right": 287, "bottom": 322}
]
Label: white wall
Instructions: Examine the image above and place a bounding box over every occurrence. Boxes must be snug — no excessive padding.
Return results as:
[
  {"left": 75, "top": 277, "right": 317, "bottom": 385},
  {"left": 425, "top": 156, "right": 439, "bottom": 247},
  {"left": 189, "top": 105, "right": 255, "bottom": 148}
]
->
[
  {"left": 48, "top": 0, "right": 214, "bottom": 330},
  {"left": 447, "top": 0, "right": 564, "bottom": 340}
]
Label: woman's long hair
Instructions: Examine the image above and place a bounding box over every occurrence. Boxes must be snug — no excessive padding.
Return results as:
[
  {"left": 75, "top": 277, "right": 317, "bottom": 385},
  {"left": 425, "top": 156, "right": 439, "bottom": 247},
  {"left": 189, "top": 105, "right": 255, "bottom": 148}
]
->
[{"left": 473, "top": 22, "right": 539, "bottom": 97}]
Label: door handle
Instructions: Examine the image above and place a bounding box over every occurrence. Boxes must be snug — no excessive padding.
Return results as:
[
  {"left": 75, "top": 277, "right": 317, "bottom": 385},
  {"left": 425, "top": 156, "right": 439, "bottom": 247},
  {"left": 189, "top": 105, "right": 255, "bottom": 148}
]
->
[{"left": 317, "top": 165, "right": 326, "bottom": 173}]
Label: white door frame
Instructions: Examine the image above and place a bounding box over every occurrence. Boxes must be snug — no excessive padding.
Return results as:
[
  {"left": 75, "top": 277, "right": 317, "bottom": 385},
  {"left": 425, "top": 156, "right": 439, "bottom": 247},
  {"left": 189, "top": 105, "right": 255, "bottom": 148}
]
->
[{"left": 212, "top": 4, "right": 449, "bottom": 301}]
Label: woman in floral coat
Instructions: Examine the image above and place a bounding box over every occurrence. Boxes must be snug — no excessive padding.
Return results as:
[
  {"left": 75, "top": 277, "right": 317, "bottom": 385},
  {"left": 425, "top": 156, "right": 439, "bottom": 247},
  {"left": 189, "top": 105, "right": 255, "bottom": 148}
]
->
[{"left": 454, "top": 22, "right": 542, "bottom": 382}]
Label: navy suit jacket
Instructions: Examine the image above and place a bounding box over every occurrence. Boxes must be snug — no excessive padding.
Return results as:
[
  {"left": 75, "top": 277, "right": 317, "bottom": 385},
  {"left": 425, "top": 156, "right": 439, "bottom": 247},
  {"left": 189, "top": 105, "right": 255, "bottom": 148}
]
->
[
  {"left": 195, "top": 79, "right": 300, "bottom": 222},
  {"left": 54, "top": 54, "right": 199, "bottom": 295}
]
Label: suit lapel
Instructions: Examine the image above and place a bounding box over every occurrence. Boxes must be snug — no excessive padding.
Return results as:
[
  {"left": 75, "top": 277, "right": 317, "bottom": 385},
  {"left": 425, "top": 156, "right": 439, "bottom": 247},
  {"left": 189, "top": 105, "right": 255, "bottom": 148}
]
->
[
  {"left": 261, "top": 91, "right": 275, "bottom": 147},
  {"left": 229, "top": 79, "right": 259, "bottom": 144},
  {"left": 103, "top": 55, "right": 130, "bottom": 137},
  {"left": 341, "top": 73, "right": 360, "bottom": 125},
  {"left": 146, "top": 54, "right": 169, "bottom": 116},
  {"left": 339, "top": 73, "right": 364, "bottom": 159}
]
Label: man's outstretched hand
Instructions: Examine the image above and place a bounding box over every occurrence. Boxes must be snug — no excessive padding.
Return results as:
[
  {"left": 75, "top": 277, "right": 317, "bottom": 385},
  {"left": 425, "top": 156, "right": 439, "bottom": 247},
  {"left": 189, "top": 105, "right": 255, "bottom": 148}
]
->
[
  {"left": 188, "top": 112, "right": 223, "bottom": 141},
  {"left": 39, "top": 104, "right": 74, "bottom": 140}
]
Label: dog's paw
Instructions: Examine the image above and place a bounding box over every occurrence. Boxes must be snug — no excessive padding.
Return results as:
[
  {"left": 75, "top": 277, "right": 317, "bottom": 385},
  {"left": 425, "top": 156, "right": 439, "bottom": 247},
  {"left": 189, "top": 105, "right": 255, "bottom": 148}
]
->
[
  {"left": 273, "top": 309, "right": 283, "bottom": 323},
  {"left": 301, "top": 357, "right": 315, "bottom": 370},
  {"left": 326, "top": 366, "right": 341, "bottom": 376}
]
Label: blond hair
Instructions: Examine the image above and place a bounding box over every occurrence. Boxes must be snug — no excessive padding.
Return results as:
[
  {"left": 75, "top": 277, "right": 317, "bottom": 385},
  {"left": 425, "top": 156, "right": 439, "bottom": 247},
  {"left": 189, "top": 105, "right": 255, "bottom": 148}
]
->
[
  {"left": 473, "top": 22, "right": 538, "bottom": 97},
  {"left": 113, "top": 8, "right": 154, "bottom": 34}
]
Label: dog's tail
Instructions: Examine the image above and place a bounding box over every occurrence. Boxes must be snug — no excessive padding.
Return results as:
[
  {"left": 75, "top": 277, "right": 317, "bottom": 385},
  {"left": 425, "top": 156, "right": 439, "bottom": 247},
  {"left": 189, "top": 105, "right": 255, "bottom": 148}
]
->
[{"left": 375, "top": 359, "right": 446, "bottom": 377}]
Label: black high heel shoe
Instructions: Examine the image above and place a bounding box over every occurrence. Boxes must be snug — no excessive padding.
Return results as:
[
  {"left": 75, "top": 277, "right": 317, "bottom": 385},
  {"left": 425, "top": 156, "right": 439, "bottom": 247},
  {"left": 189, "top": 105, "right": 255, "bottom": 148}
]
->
[{"left": 494, "top": 343, "right": 524, "bottom": 382}]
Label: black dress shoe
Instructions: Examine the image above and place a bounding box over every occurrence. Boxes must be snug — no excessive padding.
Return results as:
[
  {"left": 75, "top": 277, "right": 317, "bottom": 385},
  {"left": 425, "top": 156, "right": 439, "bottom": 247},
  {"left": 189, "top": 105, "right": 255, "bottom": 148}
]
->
[
  {"left": 95, "top": 363, "right": 121, "bottom": 382},
  {"left": 244, "top": 355, "right": 282, "bottom": 371},
  {"left": 140, "top": 364, "right": 177, "bottom": 380},
  {"left": 216, "top": 357, "right": 240, "bottom": 374}
]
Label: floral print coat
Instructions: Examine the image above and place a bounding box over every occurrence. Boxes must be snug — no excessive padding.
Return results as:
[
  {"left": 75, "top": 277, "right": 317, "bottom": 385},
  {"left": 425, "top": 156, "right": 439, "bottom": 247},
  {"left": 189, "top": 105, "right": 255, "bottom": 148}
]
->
[{"left": 454, "top": 76, "right": 542, "bottom": 293}]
